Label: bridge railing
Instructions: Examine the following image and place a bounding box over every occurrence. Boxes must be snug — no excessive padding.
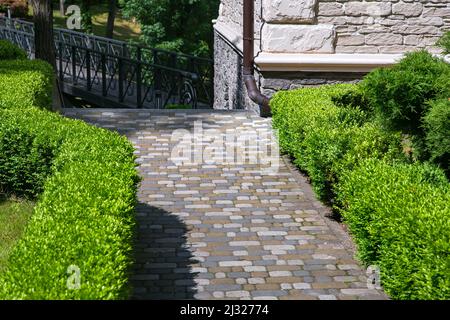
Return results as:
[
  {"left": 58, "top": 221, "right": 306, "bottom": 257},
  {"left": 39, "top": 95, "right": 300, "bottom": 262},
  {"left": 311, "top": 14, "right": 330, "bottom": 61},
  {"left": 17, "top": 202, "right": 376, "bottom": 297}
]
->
[
  {"left": 0, "top": 16, "right": 213, "bottom": 109},
  {"left": 57, "top": 40, "right": 200, "bottom": 108}
]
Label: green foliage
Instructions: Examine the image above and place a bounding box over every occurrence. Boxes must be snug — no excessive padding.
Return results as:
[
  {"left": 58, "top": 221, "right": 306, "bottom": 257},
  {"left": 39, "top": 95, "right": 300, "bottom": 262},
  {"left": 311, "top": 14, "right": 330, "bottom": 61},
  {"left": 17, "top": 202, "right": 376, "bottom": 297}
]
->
[
  {"left": 120, "top": 0, "right": 219, "bottom": 56},
  {"left": 0, "top": 57, "right": 139, "bottom": 299},
  {"left": 437, "top": 31, "right": 450, "bottom": 55},
  {"left": 79, "top": 0, "right": 93, "bottom": 34},
  {"left": 271, "top": 84, "right": 403, "bottom": 200},
  {"left": 423, "top": 99, "right": 450, "bottom": 174},
  {"left": 361, "top": 50, "right": 450, "bottom": 135},
  {"left": 336, "top": 159, "right": 450, "bottom": 300},
  {"left": 0, "top": 59, "right": 54, "bottom": 110},
  {"left": 0, "top": 40, "right": 27, "bottom": 60}
]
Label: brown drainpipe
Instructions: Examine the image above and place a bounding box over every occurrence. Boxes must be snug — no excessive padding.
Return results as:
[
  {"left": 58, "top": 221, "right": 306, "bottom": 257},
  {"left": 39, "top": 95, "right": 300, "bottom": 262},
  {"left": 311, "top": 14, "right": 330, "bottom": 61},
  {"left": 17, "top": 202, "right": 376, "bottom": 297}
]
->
[{"left": 243, "top": 0, "right": 271, "bottom": 117}]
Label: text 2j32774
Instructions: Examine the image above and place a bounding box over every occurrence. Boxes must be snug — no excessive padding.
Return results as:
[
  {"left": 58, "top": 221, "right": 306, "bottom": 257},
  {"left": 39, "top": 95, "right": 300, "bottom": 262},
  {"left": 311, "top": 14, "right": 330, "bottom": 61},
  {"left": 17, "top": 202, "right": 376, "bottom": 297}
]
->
[{"left": 180, "top": 304, "right": 270, "bottom": 317}]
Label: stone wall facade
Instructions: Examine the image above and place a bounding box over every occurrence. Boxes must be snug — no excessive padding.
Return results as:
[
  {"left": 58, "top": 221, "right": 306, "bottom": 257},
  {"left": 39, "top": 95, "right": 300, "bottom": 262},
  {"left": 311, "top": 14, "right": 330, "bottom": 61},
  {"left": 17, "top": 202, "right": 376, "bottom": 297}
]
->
[
  {"left": 213, "top": 0, "right": 450, "bottom": 113},
  {"left": 319, "top": 0, "right": 450, "bottom": 54}
]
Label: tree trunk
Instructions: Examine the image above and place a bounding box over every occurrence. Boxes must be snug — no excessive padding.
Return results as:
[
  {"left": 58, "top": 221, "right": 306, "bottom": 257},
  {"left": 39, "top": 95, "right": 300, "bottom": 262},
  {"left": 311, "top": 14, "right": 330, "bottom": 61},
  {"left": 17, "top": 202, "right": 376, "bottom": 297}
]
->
[
  {"left": 31, "top": 1, "right": 63, "bottom": 112},
  {"left": 59, "top": 0, "right": 65, "bottom": 16},
  {"left": 31, "top": 0, "right": 56, "bottom": 68},
  {"left": 105, "top": 0, "right": 117, "bottom": 39}
]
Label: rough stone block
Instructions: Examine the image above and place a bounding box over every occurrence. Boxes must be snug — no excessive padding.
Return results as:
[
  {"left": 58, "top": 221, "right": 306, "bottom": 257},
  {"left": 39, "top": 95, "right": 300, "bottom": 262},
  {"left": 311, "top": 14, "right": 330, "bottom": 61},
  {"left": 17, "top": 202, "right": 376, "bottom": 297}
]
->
[
  {"left": 262, "top": 24, "right": 336, "bottom": 53},
  {"left": 337, "top": 35, "right": 365, "bottom": 46},
  {"left": 380, "top": 18, "right": 407, "bottom": 27},
  {"left": 408, "top": 17, "right": 444, "bottom": 27},
  {"left": 358, "top": 26, "right": 390, "bottom": 34},
  {"left": 403, "top": 35, "right": 441, "bottom": 47},
  {"left": 379, "top": 45, "right": 420, "bottom": 53},
  {"left": 394, "top": 25, "right": 440, "bottom": 35},
  {"left": 345, "top": 2, "right": 392, "bottom": 17},
  {"left": 392, "top": 2, "right": 423, "bottom": 17},
  {"left": 404, "top": 34, "right": 422, "bottom": 46},
  {"left": 422, "top": 7, "right": 450, "bottom": 18},
  {"left": 319, "top": 2, "right": 344, "bottom": 17},
  {"left": 318, "top": 16, "right": 348, "bottom": 25},
  {"left": 366, "top": 33, "right": 403, "bottom": 45},
  {"left": 263, "top": 0, "right": 317, "bottom": 23}
]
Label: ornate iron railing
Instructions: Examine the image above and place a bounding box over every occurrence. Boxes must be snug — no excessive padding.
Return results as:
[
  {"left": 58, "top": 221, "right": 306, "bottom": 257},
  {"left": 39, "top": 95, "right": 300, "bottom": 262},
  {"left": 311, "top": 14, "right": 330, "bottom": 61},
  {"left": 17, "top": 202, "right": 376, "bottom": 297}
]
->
[{"left": 0, "top": 16, "right": 214, "bottom": 109}]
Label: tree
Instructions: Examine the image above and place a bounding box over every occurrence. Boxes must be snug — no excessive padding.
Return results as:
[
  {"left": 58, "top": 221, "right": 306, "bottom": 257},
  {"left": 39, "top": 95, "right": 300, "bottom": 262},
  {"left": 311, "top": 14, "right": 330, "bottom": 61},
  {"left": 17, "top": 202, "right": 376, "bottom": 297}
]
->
[
  {"left": 31, "top": 0, "right": 55, "bottom": 68},
  {"left": 31, "top": 0, "right": 62, "bottom": 110},
  {"left": 106, "top": 0, "right": 117, "bottom": 38},
  {"left": 120, "top": 0, "right": 219, "bottom": 57}
]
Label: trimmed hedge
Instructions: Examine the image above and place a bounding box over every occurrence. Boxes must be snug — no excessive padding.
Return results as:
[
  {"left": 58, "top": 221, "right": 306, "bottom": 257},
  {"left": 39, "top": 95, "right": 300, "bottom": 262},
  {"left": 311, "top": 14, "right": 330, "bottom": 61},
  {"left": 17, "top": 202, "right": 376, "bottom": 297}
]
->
[
  {"left": 0, "top": 108, "right": 139, "bottom": 300},
  {"left": 336, "top": 159, "right": 450, "bottom": 300},
  {"left": 271, "top": 84, "right": 403, "bottom": 200},
  {"left": 271, "top": 82, "right": 449, "bottom": 300},
  {"left": 0, "top": 39, "right": 27, "bottom": 60},
  {"left": 0, "top": 49, "right": 139, "bottom": 299},
  {"left": 0, "top": 59, "right": 54, "bottom": 110}
]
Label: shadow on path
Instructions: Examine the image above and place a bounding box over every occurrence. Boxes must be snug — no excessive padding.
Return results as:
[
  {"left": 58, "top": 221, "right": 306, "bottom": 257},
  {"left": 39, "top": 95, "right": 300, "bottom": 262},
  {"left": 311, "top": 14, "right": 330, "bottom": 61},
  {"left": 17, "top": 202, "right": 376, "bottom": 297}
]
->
[{"left": 131, "top": 203, "right": 198, "bottom": 299}]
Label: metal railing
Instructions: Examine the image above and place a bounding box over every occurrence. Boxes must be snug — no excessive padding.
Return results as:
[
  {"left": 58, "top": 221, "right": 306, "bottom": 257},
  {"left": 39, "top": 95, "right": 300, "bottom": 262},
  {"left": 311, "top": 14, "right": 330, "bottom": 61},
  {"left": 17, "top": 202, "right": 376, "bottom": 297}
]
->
[{"left": 0, "top": 16, "right": 214, "bottom": 109}]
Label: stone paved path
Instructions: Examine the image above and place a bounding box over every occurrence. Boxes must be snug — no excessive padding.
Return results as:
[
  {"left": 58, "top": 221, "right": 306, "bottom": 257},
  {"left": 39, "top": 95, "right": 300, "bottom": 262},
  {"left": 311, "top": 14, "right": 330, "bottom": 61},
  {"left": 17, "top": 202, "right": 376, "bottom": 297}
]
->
[{"left": 64, "top": 109, "right": 387, "bottom": 300}]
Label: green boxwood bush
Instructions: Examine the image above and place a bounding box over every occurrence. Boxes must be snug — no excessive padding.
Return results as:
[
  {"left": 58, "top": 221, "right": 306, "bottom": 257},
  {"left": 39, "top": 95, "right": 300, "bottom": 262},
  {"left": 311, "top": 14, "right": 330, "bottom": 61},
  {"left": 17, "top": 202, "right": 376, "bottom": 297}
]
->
[
  {"left": 360, "top": 51, "right": 450, "bottom": 135},
  {"left": 423, "top": 99, "right": 450, "bottom": 175},
  {"left": 0, "top": 50, "right": 139, "bottom": 299},
  {"left": 336, "top": 159, "right": 450, "bottom": 300},
  {"left": 0, "top": 107, "right": 139, "bottom": 299},
  {"left": 0, "top": 59, "right": 53, "bottom": 110},
  {"left": 331, "top": 84, "right": 369, "bottom": 111},
  {"left": 271, "top": 82, "right": 449, "bottom": 299},
  {"left": 271, "top": 84, "right": 403, "bottom": 200},
  {"left": 0, "top": 39, "right": 27, "bottom": 60}
]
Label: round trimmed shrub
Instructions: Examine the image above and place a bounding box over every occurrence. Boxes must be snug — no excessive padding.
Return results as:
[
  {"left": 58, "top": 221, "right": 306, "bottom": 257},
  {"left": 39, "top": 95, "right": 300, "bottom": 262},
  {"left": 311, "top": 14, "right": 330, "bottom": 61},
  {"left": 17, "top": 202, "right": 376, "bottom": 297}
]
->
[
  {"left": 423, "top": 98, "right": 450, "bottom": 174},
  {"left": 361, "top": 50, "right": 450, "bottom": 135}
]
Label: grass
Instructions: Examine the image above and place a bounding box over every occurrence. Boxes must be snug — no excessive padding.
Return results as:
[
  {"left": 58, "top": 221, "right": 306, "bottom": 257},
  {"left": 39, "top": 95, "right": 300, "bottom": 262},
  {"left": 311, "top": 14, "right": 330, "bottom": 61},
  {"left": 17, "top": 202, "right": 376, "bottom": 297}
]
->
[
  {"left": 28, "top": 3, "right": 141, "bottom": 42},
  {"left": 0, "top": 196, "right": 34, "bottom": 272}
]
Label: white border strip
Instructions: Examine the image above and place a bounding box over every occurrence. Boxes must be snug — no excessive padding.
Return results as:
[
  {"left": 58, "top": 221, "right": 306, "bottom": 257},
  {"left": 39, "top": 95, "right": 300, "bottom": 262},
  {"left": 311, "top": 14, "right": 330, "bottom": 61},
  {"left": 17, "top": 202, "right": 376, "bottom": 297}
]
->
[{"left": 255, "top": 52, "right": 404, "bottom": 73}]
